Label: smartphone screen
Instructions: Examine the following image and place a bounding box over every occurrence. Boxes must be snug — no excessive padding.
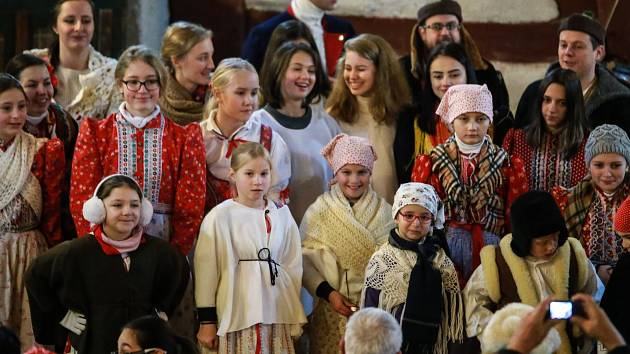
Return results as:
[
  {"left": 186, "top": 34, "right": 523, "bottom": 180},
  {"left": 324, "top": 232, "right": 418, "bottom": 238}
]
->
[{"left": 549, "top": 301, "right": 573, "bottom": 320}]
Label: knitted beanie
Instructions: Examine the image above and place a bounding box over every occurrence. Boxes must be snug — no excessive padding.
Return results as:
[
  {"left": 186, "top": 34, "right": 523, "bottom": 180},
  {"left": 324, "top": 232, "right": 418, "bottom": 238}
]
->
[
  {"left": 510, "top": 190, "right": 568, "bottom": 257},
  {"left": 614, "top": 197, "right": 630, "bottom": 234},
  {"left": 584, "top": 124, "right": 630, "bottom": 167},
  {"left": 558, "top": 13, "right": 606, "bottom": 45},
  {"left": 417, "top": 0, "right": 462, "bottom": 24}
]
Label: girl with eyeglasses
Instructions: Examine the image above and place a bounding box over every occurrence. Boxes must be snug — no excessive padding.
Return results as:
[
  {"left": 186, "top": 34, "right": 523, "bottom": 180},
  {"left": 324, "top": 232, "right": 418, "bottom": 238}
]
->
[
  {"left": 195, "top": 142, "right": 306, "bottom": 353},
  {"left": 25, "top": 0, "right": 121, "bottom": 121},
  {"left": 300, "top": 134, "right": 394, "bottom": 354},
  {"left": 69, "top": 44, "right": 205, "bottom": 255},
  {"left": 362, "top": 182, "right": 463, "bottom": 354},
  {"left": 26, "top": 174, "right": 189, "bottom": 354}
]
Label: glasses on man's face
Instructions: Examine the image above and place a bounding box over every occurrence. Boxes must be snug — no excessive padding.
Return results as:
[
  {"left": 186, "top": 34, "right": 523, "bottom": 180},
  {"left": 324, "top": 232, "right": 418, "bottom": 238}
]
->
[
  {"left": 422, "top": 21, "right": 460, "bottom": 32},
  {"left": 399, "top": 213, "right": 433, "bottom": 224},
  {"left": 110, "top": 348, "right": 163, "bottom": 354},
  {"left": 121, "top": 79, "right": 160, "bottom": 92}
]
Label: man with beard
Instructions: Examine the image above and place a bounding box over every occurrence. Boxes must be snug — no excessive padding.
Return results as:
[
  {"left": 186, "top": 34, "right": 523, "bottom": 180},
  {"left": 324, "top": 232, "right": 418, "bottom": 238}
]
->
[{"left": 399, "top": 0, "right": 513, "bottom": 144}]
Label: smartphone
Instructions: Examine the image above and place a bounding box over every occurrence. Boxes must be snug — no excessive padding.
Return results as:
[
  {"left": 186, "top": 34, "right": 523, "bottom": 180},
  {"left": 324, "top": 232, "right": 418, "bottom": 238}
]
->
[{"left": 548, "top": 300, "right": 584, "bottom": 320}]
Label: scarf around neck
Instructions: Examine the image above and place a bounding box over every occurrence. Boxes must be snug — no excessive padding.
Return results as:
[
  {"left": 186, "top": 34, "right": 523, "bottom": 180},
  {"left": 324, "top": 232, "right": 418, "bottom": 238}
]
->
[
  {"left": 301, "top": 184, "right": 393, "bottom": 271},
  {"left": 93, "top": 224, "right": 144, "bottom": 256},
  {"left": 159, "top": 72, "right": 205, "bottom": 125},
  {"left": 118, "top": 102, "right": 161, "bottom": 129},
  {"left": 454, "top": 133, "right": 486, "bottom": 155},
  {"left": 0, "top": 132, "right": 39, "bottom": 211},
  {"left": 390, "top": 229, "right": 442, "bottom": 353}
]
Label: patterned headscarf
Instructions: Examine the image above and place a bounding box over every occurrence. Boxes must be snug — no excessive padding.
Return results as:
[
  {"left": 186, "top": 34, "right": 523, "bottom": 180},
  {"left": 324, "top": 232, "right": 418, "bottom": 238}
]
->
[
  {"left": 321, "top": 133, "right": 377, "bottom": 174},
  {"left": 392, "top": 182, "right": 445, "bottom": 229},
  {"left": 436, "top": 84, "right": 494, "bottom": 124}
]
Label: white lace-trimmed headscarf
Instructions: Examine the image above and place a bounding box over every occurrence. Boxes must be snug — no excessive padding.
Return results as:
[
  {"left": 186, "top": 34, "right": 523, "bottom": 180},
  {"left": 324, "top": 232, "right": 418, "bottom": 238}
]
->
[{"left": 392, "top": 182, "right": 445, "bottom": 229}]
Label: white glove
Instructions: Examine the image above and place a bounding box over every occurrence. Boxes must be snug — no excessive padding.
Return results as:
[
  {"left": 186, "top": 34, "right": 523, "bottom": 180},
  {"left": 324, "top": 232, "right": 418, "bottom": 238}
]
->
[
  {"left": 60, "top": 309, "right": 87, "bottom": 335},
  {"left": 155, "top": 309, "right": 168, "bottom": 322}
]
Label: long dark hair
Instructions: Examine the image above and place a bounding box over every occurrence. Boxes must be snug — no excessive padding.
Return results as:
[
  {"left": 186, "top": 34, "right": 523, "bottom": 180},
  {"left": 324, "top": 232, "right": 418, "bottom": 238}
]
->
[
  {"left": 418, "top": 42, "right": 477, "bottom": 134},
  {"left": 122, "top": 316, "right": 199, "bottom": 354},
  {"left": 525, "top": 68, "right": 587, "bottom": 159},
  {"left": 260, "top": 42, "right": 325, "bottom": 109},
  {"left": 5, "top": 53, "right": 49, "bottom": 79},
  {"left": 49, "top": 0, "right": 96, "bottom": 69},
  {"left": 260, "top": 20, "right": 330, "bottom": 99}
]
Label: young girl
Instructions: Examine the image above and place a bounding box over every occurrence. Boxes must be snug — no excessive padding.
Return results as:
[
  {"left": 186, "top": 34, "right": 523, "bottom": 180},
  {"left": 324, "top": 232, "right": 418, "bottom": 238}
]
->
[
  {"left": 395, "top": 42, "right": 477, "bottom": 183},
  {"left": 412, "top": 84, "right": 527, "bottom": 286},
  {"left": 327, "top": 34, "right": 411, "bottom": 203},
  {"left": 117, "top": 316, "right": 198, "bottom": 354},
  {"left": 69, "top": 44, "right": 206, "bottom": 255},
  {"left": 0, "top": 74, "right": 64, "bottom": 350},
  {"left": 554, "top": 124, "right": 630, "bottom": 284},
  {"left": 362, "top": 182, "right": 463, "bottom": 354},
  {"left": 160, "top": 21, "right": 214, "bottom": 125},
  {"left": 26, "top": 0, "right": 121, "bottom": 120},
  {"left": 26, "top": 174, "right": 189, "bottom": 354},
  {"left": 503, "top": 68, "right": 589, "bottom": 192},
  {"left": 201, "top": 58, "right": 290, "bottom": 210},
  {"left": 195, "top": 142, "right": 306, "bottom": 353},
  {"left": 254, "top": 41, "right": 340, "bottom": 224},
  {"left": 6, "top": 53, "right": 79, "bottom": 240},
  {"left": 301, "top": 133, "right": 393, "bottom": 354}
]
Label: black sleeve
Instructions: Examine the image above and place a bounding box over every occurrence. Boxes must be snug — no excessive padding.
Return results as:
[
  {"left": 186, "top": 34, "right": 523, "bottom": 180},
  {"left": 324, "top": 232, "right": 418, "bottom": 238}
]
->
[
  {"left": 153, "top": 241, "right": 191, "bottom": 316},
  {"left": 609, "top": 346, "right": 630, "bottom": 354},
  {"left": 394, "top": 106, "right": 417, "bottom": 184},
  {"left": 316, "top": 281, "right": 335, "bottom": 301},
  {"left": 197, "top": 307, "right": 218, "bottom": 323}
]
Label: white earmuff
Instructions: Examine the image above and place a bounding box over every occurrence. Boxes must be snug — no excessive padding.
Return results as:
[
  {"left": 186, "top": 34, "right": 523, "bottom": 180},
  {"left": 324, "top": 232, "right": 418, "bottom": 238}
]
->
[{"left": 82, "top": 174, "right": 154, "bottom": 227}]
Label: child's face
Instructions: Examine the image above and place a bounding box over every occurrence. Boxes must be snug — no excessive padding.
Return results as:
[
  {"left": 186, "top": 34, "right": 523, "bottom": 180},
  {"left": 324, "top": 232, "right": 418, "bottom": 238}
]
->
[
  {"left": 230, "top": 156, "right": 271, "bottom": 208},
  {"left": 281, "top": 51, "right": 316, "bottom": 104},
  {"left": 119, "top": 60, "right": 160, "bottom": 117},
  {"left": 216, "top": 70, "right": 259, "bottom": 125},
  {"left": 451, "top": 112, "right": 490, "bottom": 145},
  {"left": 529, "top": 232, "right": 560, "bottom": 260},
  {"left": 619, "top": 232, "right": 630, "bottom": 252},
  {"left": 396, "top": 204, "right": 433, "bottom": 242},
  {"left": 589, "top": 153, "right": 628, "bottom": 194},
  {"left": 0, "top": 88, "right": 27, "bottom": 141},
  {"left": 336, "top": 164, "right": 371, "bottom": 203},
  {"left": 102, "top": 185, "right": 141, "bottom": 240}
]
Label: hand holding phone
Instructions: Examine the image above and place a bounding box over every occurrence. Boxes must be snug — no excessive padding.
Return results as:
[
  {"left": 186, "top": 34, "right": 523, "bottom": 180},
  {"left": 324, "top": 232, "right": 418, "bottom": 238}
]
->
[{"left": 547, "top": 300, "right": 585, "bottom": 320}]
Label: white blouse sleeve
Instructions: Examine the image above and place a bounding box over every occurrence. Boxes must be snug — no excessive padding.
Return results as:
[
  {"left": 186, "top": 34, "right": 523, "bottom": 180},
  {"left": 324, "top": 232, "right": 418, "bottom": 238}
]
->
[
  {"left": 463, "top": 265, "right": 495, "bottom": 338},
  {"left": 268, "top": 131, "right": 291, "bottom": 202}
]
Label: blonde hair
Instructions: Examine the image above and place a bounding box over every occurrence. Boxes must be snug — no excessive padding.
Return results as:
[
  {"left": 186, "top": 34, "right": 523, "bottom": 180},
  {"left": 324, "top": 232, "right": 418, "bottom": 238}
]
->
[
  {"left": 204, "top": 57, "right": 258, "bottom": 116},
  {"left": 230, "top": 142, "right": 272, "bottom": 172},
  {"left": 326, "top": 34, "right": 411, "bottom": 125},
  {"left": 161, "top": 21, "right": 213, "bottom": 74},
  {"left": 115, "top": 45, "right": 169, "bottom": 96}
]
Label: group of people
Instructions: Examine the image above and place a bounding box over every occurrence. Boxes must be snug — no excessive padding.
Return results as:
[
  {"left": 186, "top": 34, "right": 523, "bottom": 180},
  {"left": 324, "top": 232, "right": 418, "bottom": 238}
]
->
[{"left": 1, "top": 0, "right": 630, "bottom": 353}]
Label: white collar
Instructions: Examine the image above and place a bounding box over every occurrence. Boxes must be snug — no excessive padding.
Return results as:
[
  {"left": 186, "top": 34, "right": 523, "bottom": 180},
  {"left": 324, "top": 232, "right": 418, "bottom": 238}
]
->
[
  {"left": 454, "top": 133, "right": 486, "bottom": 155},
  {"left": 26, "top": 111, "right": 49, "bottom": 126},
  {"left": 291, "top": 0, "right": 325, "bottom": 25},
  {"left": 118, "top": 102, "right": 161, "bottom": 129},
  {"left": 205, "top": 109, "right": 254, "bottom": 139}
]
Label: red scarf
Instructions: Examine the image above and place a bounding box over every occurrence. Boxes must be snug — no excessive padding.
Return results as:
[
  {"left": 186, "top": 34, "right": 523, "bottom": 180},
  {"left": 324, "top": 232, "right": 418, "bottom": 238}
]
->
[{"left": 93, "top": 224, "right": 145, "bottom": 255}]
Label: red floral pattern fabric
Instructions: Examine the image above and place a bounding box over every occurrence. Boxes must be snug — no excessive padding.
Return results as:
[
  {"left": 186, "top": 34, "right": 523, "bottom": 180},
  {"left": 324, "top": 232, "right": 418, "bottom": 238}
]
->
[
  {"left": 32, "top": 138, "right": 65, "bottom": 246},
  {"left": 70, "top": 113, "right": 206, "bottom": 254}
]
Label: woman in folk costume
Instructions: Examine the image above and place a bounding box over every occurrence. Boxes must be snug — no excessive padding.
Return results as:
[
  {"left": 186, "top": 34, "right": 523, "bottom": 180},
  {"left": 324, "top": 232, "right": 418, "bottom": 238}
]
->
[
  {"left": 26, "top": 0, "right": 121, "bottom": 121},
  {"left": 0, "top": 74, "right": 64, "bottom": 351},
  {"left": 464, "top": 191, "right": 600, "bottom": 354},
  {"left": 69, "top": 44, "right": 206, "bottom": 256},
  {"left": 201, "top": 58, "right": 291, "bottom": 210},
  {"left": 6, "top": 53, "right": 79, "bottom": 240},
  {"left": 553, "top": 124, "right": 630, "bottom": 285},
  {"left": 301, "top": 133, "right": 393, "bottom": 354},
  {"left": 362, "top": 182, "right": 463, "bottom": 354},
  {"left": 412, "top": 84, "right": 528, "bottom": 286},
  {"left": 195, "top": 142, "right": 306, "bottom": 354},
  {"left": 503, "top": 68, "right": 589, "bottom": 192},
  {"left": 26, "top": 174, "right": 189, "bottom": 354},
  {"left": 159, "top": 21, "right": 214, "bottom": 125}
]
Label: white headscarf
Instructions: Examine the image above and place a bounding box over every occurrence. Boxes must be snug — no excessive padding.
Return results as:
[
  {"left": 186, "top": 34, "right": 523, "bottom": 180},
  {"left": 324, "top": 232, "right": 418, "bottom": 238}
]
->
[{"left": 392, "top": 182, "right": 445, "bottom": 229}]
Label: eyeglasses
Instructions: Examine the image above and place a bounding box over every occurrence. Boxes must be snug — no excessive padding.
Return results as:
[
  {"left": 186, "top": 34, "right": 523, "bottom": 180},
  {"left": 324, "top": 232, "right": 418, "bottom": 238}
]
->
[
  {"left": 121, "top": 79, "right": 160, "bottom": 92},
  {"left": 110, "top": 348, "right": 163, "bottom": 354},
  {"left": 422, "top": 22, "right": 460, "bottom": 32},
  {"left": 399, "top": 213, "right": 433, "bottom": 224}
]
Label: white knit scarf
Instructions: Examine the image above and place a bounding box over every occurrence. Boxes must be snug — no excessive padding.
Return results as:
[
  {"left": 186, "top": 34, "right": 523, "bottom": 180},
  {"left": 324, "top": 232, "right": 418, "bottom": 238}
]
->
[
  {"left": 454, "top": 133, "right": 486, "bottom": 155},
  {"left": 27, "top": 111, "right": 48, "bottom": 126},
  {"left": 301, "top": 184, "right": 393, "bottom": 271},
  {"left": 0, "top": 132, "right": 42, "bottom": 219},
  {"left": 291, "top": 0, "right": 327, "bottom": 72}
]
